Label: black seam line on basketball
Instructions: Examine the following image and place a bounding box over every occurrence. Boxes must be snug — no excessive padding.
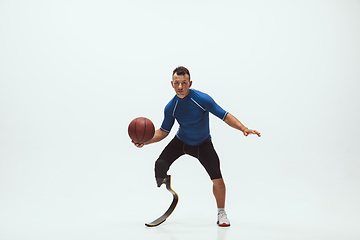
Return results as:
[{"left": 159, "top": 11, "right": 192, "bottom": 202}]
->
[
  {"left": 143, "top": 126, "right": 154, "bottom": 143},
  {"left": 134, "top": 118, "right": 141, "bottom": 143},
  {"left": 143, "top": 118, "right": 150, "bottom": 142},
  {"left": 138, "top": 117, "right": 146, "bottom": 143},
  {"left": 143, "top": 131, "right": 153, "bottom": 143}
]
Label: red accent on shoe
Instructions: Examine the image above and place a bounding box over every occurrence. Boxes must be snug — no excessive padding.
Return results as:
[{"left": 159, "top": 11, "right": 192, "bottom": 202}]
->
[{"left": 218, "top": 222, "right": 230, "bottom": 227}]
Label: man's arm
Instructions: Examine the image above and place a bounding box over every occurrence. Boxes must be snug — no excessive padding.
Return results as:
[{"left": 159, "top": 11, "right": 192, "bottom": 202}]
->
[
  {"left": 132, "top": 128, "right": 169, "bottom": 148},
  {"left": 224, "top": 113, "right": 261, "bottom": 137}
]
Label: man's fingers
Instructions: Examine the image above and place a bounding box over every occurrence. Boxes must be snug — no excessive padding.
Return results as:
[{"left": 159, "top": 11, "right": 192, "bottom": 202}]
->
[
  {"left": 135, "top": 142, "right": 144, "bottom": 148},
  {"left": 131, "top": 140, "right": 145, "bottom": 148},
  {"left": 244, "top": 129, "right": 261, "bottom": 137},
  {"left": 253, "top": 130, "right": 261, "bottom": 137}
]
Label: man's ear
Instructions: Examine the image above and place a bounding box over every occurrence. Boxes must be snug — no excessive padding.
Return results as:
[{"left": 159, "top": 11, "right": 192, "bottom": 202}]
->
[{"left": 189, "top": 81, "right": 193, "bottom": 88}]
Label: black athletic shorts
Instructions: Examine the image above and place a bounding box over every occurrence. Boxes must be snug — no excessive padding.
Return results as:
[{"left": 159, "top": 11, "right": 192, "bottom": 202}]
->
[{"left": 157, "top": 136, "right": 222, "bottom": 180}]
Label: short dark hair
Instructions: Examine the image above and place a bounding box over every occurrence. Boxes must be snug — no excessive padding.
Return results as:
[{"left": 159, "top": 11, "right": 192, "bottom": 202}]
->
[{"left": 173, "top": 66, "right": 190, "bottom": 80}]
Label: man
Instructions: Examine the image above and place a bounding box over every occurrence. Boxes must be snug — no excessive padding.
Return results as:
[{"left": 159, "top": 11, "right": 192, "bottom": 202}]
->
[{"left": 133, "top": 66, "right": 260, "bottom": 227}]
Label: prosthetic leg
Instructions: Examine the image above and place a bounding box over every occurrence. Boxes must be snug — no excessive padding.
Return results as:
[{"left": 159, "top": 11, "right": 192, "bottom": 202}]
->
[{"left": 145, "top": 175, "right": 179, "bottom": 227}]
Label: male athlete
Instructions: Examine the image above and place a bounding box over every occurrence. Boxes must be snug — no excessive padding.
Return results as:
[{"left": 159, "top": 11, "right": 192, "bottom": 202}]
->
[{"left": 133, "top": 66, "right": 260, "bottom": 226}]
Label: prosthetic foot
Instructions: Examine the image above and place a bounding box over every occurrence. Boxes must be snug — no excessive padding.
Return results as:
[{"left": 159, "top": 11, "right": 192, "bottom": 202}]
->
[{"left": 145, "top": 175, "right": 179, "bottom": 227}]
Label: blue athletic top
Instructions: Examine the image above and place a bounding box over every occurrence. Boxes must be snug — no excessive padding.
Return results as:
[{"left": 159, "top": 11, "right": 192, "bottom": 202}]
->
[{"left": 161, "top": 89, "right": 228, "bottom": 146}]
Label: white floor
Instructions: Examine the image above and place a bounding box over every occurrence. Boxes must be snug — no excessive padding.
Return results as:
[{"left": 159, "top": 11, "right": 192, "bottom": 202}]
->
[
  {"left": 1, "top": 154, "right": 359, "bottom": 240},
  {"left": 1, "top": 185, "right": 359, "bottom": 240},
  {"left": 2, "top": 217, "right": 359, "bottom": 240}
]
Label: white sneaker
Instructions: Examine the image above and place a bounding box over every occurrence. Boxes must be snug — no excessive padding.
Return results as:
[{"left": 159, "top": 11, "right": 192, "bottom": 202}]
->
[{"left": 217, "top": 210, "right": 230, "bottom": 227}]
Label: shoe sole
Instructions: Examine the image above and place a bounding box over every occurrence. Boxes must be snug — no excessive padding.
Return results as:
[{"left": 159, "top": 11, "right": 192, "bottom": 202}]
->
[{"left": 217, "top": 221, "right": 230, "bottom": 227}]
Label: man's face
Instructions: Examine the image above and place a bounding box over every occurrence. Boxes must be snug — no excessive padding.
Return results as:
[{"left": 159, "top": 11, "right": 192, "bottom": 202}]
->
[{"left": 171, "top": 73, "right": 192, "bottom": 98}]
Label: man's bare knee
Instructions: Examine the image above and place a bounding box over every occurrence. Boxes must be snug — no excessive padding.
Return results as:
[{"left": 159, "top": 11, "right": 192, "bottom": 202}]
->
[{"left": 212, "top": 178, "right": 226, "bottom": 189}]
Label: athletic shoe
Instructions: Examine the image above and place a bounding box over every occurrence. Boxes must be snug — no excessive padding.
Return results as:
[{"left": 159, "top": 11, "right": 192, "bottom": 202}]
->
[{"left": 217, "top": 210, "right": 231, "bottom": 227}]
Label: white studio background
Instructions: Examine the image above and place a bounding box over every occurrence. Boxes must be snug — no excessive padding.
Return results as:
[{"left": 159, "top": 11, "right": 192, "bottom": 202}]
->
[{"left": 1, "top": 0, "right": 359, "bottom": 240}]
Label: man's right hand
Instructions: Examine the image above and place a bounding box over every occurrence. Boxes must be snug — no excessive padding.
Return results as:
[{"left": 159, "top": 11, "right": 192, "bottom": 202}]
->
[{"left": 132, "top": 140, "right": 145, "bottom": 148}]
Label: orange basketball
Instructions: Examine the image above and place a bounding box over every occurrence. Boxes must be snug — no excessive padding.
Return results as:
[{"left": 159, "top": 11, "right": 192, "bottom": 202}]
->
[{"left": 128, "top": 117, "right": 155, "bottom": 144}]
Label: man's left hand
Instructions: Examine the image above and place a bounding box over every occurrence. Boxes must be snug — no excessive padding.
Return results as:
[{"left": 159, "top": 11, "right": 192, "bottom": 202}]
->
[{"left": 243, "top": 129, "right": 261, "bottom": 137}]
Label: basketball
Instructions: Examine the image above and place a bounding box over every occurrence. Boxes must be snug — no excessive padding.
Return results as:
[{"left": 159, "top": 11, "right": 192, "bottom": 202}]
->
[{"left": 128, "top": 117, "right": 155, "bottom": 144}]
